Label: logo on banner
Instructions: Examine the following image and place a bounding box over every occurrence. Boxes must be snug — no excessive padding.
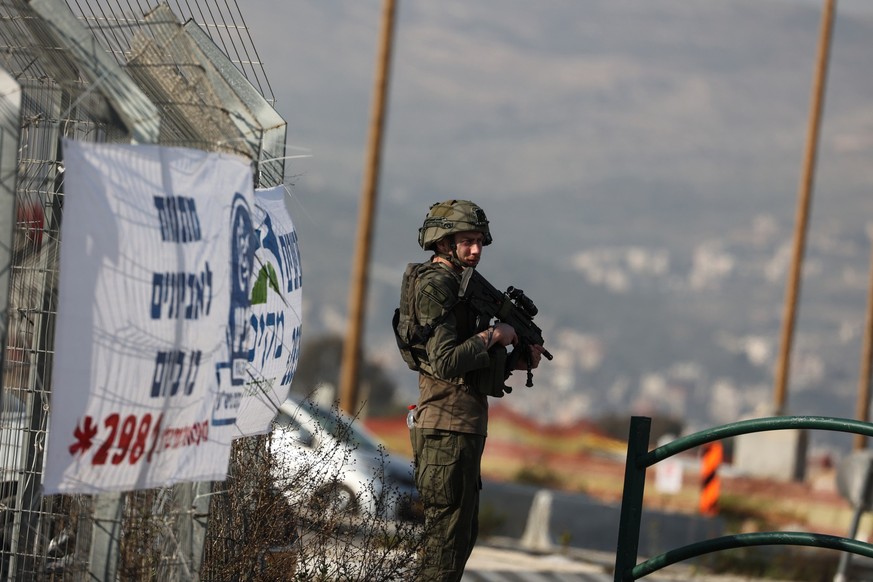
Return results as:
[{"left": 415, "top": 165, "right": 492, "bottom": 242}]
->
[
  {"left": 212, "top": 194, "right": 302, "bottom": 428},
  {"left": 213, "top": 193, "right": 257, "bottom": 425},
  {"left": 251, "top": 211, "right": 302, "bottom": 386}
]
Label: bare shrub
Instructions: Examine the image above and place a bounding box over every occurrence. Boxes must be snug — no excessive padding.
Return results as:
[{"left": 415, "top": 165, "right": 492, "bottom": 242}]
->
[{"left": 201, "top": 397, "right": 425, "bottom": 581}]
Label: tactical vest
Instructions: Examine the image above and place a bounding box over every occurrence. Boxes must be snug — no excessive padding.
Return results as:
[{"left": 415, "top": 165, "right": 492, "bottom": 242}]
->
[
  {"left": 392, "top": 262, "right": 454, "bottom": 374},
  {"left": 393, "top": 261, "right": 512, "bottom": 398}
]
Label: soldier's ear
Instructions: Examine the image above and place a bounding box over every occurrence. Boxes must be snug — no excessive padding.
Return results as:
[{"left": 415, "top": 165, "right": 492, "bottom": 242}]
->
[{"left": 435, "top": 237, "right": 452, "bottom": 253}]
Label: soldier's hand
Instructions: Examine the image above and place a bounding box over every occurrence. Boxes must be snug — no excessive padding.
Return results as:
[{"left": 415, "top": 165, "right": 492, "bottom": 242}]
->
[
  {"left": 528, "top": 344, "right": 545, "bottom": 369},
  {"left": 490, "top": 323, "right": 518, "bottom": 348},
  {"left": 511, "top": 344, "right": 545, "bottom": 370}
]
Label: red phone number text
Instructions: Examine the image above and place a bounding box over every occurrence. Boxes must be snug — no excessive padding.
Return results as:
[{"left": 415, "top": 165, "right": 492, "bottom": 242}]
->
[{"left": 69, "top": 413, "right": 209, "bottom": 465}]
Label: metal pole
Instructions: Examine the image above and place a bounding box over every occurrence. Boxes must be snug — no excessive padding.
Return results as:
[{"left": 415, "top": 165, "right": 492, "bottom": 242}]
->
[
  {"left": 773, "top": 0, "right": 836, "bottom": 414},
  {"left": 339, "top": 0, "right": 397, "bottom": 414},
  {"left": 0, "top": 71, "right": 20, "bottom": 401},
  {"left": 834, "top": 503, "right": 867, "bottom": 582},
  {"left": 614, "top": 416, "right": 651, "bottom": 582},
  {"left": 835, "top": 456, "right": 873, "bottom": 582},
  {"left": 854, "top": 239, "right": 873, "bottom": 450}
]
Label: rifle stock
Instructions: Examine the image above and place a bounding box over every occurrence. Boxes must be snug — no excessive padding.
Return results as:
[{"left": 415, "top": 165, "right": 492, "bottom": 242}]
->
[{"left": 459, "top": 267, "right": 553, "bottom": 387}]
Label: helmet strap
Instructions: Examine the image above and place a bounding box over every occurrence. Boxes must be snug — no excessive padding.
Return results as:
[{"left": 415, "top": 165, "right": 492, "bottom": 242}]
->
[{"left": 433, "top": 239, "right": 465, "bottom": 270}]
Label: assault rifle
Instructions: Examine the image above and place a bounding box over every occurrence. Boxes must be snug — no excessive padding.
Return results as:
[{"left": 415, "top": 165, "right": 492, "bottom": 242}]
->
[{"left": 459, "top": 267, "right": 553, "bottom": 388}]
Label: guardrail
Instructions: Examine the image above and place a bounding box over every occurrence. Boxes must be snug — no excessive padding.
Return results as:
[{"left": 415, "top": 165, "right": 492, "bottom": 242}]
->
[{"left": 614, "top": 415, "right": 873, "bottom": 581}]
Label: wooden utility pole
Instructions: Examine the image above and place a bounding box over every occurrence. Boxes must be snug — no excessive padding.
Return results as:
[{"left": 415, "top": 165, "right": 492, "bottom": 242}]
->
[
  {"left": 339, "top": 0, "right": 398, "bottom": 414},
  {"left": 854, "top": 244, "right": 873, "bottom": 450},
  {"left": 773, "top": 0, "right": 836, "bottom": 414}
]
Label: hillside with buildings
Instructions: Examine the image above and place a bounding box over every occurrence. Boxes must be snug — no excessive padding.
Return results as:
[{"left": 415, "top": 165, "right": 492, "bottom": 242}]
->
[{"left": 275, "top": 0, "right": 873, "bottom": 454}]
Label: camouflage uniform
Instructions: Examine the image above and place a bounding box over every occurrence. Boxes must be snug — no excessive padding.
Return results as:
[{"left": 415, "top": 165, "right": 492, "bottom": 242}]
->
[{"left": 406, "top": 200, "right": 505, "bottom": 582}]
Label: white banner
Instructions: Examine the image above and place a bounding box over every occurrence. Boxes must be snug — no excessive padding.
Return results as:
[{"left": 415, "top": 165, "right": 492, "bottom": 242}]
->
[
  {"left": 213, "top": 185, "right": 303, "bottom": 440},
  {"left": 44, "top": 140, "right": 255, "bottom": 494}
]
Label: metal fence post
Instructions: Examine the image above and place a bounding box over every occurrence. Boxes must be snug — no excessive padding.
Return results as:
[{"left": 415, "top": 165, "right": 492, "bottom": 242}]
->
[
  {"left": 0, "top": 69, "right": 20, "bottom": 400},
  {"left": 89, "top": 492, "right": 122, "bottom": 581},
  {"left": 614, "top": 416, "right": 651, "bottom": 582}
]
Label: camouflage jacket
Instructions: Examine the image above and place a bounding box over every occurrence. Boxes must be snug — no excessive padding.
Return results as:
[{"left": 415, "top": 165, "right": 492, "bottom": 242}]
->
[{"left": 413, "top": 261, "right": 492, "bottom": 435}]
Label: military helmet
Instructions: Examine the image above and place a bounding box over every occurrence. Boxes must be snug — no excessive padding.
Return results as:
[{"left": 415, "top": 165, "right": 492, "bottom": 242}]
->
[{"left": 418, "top": 199, "right": 492, "bottom": 250}]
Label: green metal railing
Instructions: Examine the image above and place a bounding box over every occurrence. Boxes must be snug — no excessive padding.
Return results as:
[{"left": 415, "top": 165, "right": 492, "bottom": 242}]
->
[{"left": 614, "top": 415, "right": 873, "bottom": 581}]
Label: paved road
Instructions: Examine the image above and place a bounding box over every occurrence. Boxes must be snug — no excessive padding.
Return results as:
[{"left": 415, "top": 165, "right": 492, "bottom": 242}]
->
[
  {"left": 461, "top": 544, "right": 748, "bottom": 582},
  {"left": 462, "top": 545, "right": 611, "bottom": 581}
]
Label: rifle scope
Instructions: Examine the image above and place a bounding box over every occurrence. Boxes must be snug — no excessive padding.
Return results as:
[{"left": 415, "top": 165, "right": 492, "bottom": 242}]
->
[{"left": 506, "top": 286, "right": 538, "bottom": 317}]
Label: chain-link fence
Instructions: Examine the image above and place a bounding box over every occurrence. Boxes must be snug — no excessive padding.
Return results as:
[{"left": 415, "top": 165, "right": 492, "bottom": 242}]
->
[{"left": 0, "top": 1, "right": 290, "bottom": 578}]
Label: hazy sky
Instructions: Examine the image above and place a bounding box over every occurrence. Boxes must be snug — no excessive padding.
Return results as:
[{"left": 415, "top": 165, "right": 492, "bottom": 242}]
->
[
  {"left": 234, "top": 1, "right": 873, "bottom": 281},
  {"left": 240, "top": 0, "right": 873, "bottom": 209},
  {"left": 232, "top": 0, "right": 873, "bottom": 296},
  {"left": 230, "top": 0, "right": 873, "bottom": 424}
]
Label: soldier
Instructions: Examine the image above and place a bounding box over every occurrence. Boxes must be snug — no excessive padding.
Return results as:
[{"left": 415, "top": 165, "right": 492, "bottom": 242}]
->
[{"left": 400, "top": 199, "right": 544, "bottom": 581}]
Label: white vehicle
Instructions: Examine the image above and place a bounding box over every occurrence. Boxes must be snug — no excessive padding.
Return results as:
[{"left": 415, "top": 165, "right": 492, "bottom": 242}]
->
[{"left": 269, "top": 396, "right": 420, "bottom": 522}]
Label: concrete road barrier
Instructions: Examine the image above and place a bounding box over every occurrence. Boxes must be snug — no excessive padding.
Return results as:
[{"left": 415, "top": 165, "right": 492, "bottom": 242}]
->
[{"left": 479, "top": 480, "right": 724, "bottom": 560}]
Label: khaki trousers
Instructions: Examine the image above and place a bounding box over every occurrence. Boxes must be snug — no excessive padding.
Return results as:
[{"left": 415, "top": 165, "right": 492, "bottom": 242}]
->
[{"left": 410, "top": 427, "right": 485, "bottom": 582}]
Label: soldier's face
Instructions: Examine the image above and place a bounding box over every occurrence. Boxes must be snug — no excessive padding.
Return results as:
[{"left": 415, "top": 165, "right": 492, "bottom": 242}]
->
[{"left": 453, "top": 231, "right": 484, "bottom": 267}]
